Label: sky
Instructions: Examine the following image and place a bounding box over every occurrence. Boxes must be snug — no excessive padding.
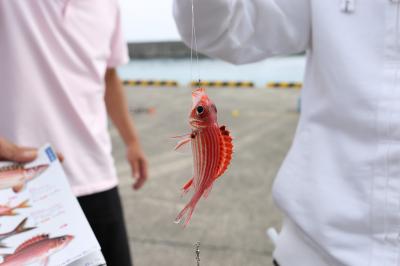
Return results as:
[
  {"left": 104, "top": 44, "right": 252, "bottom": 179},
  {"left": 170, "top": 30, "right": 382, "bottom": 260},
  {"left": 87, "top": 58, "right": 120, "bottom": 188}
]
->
[{"left": 119, "top": 0, "right": 181, "bottom": 42}]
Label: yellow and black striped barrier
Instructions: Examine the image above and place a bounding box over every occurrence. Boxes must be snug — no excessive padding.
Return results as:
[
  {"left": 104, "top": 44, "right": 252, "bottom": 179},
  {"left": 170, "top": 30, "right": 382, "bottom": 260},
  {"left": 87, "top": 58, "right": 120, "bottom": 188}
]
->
[
  {"left": 191, "top": 80, "right": 254, "bottom": 88},
  {"left": 123, "top": 80, "right": 179, "bottom": 87},
  {"left": 266, "top": 82, "right": 302, "bottom": 89}
]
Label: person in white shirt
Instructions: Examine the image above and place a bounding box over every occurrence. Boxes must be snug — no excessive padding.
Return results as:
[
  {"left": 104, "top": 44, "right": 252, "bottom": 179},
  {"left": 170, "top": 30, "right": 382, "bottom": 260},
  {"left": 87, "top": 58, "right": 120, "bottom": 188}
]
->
[{"left": 174, "top": 1, "right": 400, "bottom": 265}]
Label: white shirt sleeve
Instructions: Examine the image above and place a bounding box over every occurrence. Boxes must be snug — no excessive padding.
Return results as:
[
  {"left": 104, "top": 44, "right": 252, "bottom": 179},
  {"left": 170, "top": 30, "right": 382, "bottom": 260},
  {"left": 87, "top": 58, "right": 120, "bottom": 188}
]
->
[{"left": 173, "top": 0, "right": 311, "bottom": 64}]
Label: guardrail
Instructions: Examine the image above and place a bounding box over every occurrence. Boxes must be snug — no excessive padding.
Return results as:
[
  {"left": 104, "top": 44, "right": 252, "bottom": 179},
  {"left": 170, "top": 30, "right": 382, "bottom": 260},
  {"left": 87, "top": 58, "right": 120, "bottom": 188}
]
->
[
  {"left": 266, "top": 82, "right": 302, "bottom": 89},
  {"left": 122, "top": 80, "right": 303, "bottom": 89},
  {"left": 191, "top": 81, "right": 254, "bottom": 88},
  {"left": 123, "top": 80, "right": 179, "bottom": 87}
]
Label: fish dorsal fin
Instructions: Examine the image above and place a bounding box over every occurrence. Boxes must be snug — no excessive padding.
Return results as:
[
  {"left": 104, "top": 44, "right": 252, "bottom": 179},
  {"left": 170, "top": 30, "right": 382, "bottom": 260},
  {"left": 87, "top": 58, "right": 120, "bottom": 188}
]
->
[
  {"left": 216, "top": 125, "right": 233, "bottom": 179},
  {"left": 15, "top": 234, "right": 49, "bottom": 253},
  {"left": 1, "top": 253, "right": 13, "bottom": 261},
  {"left": 0, "top": 164, "right": 23, "bottom": 172}
]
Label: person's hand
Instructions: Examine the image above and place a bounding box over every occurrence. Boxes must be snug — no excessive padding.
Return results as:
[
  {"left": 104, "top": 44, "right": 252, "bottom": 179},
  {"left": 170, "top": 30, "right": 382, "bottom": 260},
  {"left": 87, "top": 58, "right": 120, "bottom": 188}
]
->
[
  {"left": 0, "top": 138, "right": 38, "bottom": 163},
  {"left": 0, "top": 138, "right": 64, "bottom": 163},
  {"left": 126, "top": 141, "right": 148, "bottom": 190}
]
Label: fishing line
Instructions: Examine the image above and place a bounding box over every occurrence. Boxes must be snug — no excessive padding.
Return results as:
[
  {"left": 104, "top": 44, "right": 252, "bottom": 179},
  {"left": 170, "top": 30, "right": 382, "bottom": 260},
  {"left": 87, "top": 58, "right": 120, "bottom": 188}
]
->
[
  {"left": 190, "top": 0, "right": 201, "bottom": 88},
  {"left": 190, "top": 2, "right": 202, "bottom": 264}
]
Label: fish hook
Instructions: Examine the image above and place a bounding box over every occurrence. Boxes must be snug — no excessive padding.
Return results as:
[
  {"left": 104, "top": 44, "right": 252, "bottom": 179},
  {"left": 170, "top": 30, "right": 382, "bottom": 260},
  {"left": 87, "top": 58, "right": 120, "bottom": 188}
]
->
[{"left": 194, "top": 241, "right": 200, "bottom": 266}]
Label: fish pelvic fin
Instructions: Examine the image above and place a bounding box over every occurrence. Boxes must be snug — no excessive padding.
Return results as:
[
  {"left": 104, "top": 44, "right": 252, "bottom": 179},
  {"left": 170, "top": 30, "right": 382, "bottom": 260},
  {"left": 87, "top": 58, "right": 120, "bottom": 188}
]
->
[
  {"left": 12, "top": 182, "right": 25, "bottom": 193},
  {"left": 181, "top": 178, "right": 193, "bottom": 196},
  {"left": 13, "top": 217, "right": 36, "bottom": 235}
]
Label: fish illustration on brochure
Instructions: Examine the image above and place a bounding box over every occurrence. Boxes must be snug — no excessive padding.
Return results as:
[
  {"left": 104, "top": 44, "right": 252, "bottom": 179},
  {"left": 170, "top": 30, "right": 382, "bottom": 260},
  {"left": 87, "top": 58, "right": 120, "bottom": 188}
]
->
[
  {"left": 0, "top": 234, "right": 74, "bottom": 266},
  {"left": 0, "top": 217, "right": 36, "bottom": 248},
  {"left": 0, "top": 164, "right": 49, "bottom": 193},
  {"left": 0, "top": 144, "right": 105, "bottom": 266},
  {"left": 0, "top": 199, "right": 30, "bottom": 217}
]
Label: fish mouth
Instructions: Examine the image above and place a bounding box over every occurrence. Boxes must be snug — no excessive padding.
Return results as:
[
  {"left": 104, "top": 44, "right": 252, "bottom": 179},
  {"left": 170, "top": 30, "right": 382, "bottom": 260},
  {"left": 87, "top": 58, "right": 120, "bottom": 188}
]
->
[{"left": 189, "top": 119, "right": 207, "bottom": 129}]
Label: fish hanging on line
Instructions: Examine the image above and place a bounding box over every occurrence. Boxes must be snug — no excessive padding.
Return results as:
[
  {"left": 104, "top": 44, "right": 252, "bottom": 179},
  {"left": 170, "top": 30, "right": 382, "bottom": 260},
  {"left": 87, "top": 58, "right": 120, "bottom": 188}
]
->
[
  {"left": 0, "top": 200, "right": 30, "bottom": 217},
  {"left": 0, "top": 218, "right": 36, "bottom": 248},
  {"left": 174, "top": 88, "right": 233, "bottom": 226},
  {"left": 0, "top": 234, "right": 73, "bottom": 266},
  {"left": 0, "top": 164, "right": 49, "bottom": 193}
]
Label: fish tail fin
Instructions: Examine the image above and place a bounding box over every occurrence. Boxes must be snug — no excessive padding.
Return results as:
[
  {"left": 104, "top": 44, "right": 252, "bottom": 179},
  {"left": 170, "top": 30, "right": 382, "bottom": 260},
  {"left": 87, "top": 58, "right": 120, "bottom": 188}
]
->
[
  {"left": 7, "top": 210, "right": 17, "bottom": 216},
  {"left": 16, "top": 199, "right": 30, "bottom": 209},
  {"left": 174, "top": 204, "right": 190, "bottom": 225},
  {"left": 13, "top": 217, "right": 36, "bottom": 234},
  {"left": 175, "top": 192, "right": 202, "bottom": 227}
]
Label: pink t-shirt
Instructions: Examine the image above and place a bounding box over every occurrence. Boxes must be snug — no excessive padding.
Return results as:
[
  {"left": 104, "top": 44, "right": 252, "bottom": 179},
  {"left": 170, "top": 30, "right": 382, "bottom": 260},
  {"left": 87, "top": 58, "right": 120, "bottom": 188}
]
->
[{"left": 0, "top": 0, "right": 129, "bottom": 196}]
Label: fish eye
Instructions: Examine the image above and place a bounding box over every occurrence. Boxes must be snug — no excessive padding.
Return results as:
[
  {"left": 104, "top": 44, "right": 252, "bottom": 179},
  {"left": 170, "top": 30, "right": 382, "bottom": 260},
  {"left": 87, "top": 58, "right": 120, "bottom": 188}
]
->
[{"left": 196, "top": 106, "right": 204, "bottom": 115}]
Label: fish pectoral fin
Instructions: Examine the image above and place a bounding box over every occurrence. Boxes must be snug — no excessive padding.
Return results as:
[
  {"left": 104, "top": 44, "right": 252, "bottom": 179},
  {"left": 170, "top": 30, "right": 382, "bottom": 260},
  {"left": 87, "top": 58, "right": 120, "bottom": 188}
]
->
[
  {"left": 12, "top": 183, "right": 25, "bottom": 193},
  {"left": 174, "top": 137, "right": 192, "bottom": 152},
  {"left": 171, "top": 133, "right": 191, "bottom": 139}
]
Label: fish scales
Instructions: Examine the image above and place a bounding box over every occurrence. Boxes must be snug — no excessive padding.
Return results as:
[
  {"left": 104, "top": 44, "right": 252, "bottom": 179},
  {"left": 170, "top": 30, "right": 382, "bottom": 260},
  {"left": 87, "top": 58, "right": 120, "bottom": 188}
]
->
[{"left": 192, "top": 127, "right": 220, "bottom": 190}]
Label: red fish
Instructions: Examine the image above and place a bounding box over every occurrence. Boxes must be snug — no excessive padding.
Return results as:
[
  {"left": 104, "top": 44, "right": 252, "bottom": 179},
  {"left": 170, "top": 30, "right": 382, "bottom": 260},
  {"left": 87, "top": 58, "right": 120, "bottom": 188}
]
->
[
  {"left": 0, "top": 234, "right": 74, "bottom": 266},
  {"left": 0, "top": 199, "right": 30, "bottom": 217},
  {"left": 0, "top": 164, "right": 49, "bottom": 193},
  {"left": 174, "top": 88, "right": 233, "bottom": 226}
]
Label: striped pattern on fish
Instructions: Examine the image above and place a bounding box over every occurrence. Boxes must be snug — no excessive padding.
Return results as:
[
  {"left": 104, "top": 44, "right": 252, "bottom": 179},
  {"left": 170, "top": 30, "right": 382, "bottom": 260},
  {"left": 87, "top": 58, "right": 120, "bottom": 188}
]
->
[{"left": 175, "top": 88, "right": 233, "bottom": 226}]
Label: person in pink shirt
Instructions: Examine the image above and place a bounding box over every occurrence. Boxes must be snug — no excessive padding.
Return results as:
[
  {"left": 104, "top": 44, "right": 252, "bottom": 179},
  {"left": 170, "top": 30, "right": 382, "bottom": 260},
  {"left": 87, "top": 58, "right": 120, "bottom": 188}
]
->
[{"left": 0, "top": 1, "right": 147, "bottom": 265}]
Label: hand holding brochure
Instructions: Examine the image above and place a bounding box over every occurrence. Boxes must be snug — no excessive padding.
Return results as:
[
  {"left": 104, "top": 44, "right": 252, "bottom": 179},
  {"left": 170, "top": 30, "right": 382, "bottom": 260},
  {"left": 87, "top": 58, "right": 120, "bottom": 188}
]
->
[{"left": 0, "top": 145, "right": 105, "bottom": 266}]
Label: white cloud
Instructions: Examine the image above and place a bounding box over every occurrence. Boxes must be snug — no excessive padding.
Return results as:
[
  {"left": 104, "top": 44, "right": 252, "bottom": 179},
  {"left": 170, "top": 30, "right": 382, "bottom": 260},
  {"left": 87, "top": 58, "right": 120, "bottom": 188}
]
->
[{"left": 119, "top": 0, "right": 181, "bottom": 42}]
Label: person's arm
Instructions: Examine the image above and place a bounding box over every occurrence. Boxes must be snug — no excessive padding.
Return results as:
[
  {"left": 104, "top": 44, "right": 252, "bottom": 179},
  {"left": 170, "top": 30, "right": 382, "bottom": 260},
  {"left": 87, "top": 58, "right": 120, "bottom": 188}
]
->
[
  {"left": 0, "top": 138, "right": 37, "bottom": 162},
  {"left": 104, "top": 68, "right": 148, "bottom": 190},
  {"left": 173, "top": 0, "right": 311, "bottom": 64}
]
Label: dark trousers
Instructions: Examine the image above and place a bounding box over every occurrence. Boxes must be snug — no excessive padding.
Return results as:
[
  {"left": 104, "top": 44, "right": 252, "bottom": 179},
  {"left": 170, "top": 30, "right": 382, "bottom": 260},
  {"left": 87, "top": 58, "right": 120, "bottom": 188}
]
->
[
  {"left": 78, "top": 187, "right": 133, "bottom": 266},
  {"left": 273, "top": 259, "right": 280, "bottom": 266}
]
